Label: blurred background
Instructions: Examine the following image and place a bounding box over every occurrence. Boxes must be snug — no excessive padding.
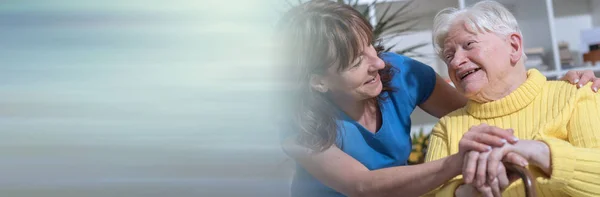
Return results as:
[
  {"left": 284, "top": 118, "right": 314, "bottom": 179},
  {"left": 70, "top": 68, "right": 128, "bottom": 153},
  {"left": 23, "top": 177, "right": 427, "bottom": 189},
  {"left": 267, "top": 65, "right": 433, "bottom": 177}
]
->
[
  {"left": 0, "top": 0, "right": 291, "bottom": 196},
  {"left": 2, "top": 0, "right": 600, "bottom": 196}
]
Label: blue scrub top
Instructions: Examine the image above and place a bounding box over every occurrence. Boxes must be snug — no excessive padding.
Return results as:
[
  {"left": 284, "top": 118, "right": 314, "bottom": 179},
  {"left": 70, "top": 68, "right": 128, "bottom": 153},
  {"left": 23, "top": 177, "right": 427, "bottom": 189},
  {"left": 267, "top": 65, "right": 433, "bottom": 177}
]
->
[{"left": 288, "top": 53, "right": 437, "bottom": 197}]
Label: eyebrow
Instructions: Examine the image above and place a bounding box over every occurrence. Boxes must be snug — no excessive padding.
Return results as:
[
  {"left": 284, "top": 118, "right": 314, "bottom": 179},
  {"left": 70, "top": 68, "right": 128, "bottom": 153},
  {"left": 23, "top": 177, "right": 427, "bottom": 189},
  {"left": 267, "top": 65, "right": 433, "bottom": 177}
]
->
[{"left": 442, "top": 48, "right": 453, "bottom": 55}]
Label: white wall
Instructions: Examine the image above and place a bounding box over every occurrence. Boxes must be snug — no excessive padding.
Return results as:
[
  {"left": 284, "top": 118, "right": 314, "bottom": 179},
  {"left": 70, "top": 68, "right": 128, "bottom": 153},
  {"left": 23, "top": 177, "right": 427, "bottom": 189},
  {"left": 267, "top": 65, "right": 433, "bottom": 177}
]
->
[
  {"left": 552, "top": 0, "right": 594, "bottom": 52},
  {"left": 384, "top": 30, "right": 449, "bottom": 78},
  {"left": 515, "top": 0, "right": 560, "bottom": 69},
  {"left": 593, "top": 0, "right": 600, "bottom": 27},
  {"left": 554, "top": 15, "right": 593, "bottom": 51},
  {"left": 553, "top": 0, "right": 591, "bottom": 17}
]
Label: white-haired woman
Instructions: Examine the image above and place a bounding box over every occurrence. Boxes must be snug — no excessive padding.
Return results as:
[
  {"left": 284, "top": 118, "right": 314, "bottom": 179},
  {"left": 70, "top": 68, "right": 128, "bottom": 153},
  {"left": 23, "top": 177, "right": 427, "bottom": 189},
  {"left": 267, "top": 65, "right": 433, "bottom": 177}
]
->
[{"left": 425, "top": 1, "right": 600, "bottom": 197}]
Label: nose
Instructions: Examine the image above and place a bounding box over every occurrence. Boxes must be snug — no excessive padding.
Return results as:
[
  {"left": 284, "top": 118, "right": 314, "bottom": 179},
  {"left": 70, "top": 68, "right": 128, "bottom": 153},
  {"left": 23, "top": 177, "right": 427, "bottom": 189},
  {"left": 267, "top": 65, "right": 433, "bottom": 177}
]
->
[
  {"left": 368, "top": 57, "right": 386, "bottom": 72},
  {"left": 449, "top": 50, "right": 467, "bottom": 70}
]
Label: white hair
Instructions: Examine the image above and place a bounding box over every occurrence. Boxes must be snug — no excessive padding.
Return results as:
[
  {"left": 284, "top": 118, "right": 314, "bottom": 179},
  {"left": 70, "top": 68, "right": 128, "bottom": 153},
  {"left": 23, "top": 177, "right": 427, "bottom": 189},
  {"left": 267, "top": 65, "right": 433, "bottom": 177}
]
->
[{"left": 432, "top": 0, "right": 524, "bottom": 58}]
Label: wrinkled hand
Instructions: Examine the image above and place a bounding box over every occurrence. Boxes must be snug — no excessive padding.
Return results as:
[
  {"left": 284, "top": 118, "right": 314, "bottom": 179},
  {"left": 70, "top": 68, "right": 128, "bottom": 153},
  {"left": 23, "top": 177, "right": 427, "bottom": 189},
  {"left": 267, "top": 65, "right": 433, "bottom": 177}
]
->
[
  {"left": 481, "top": 140, "right": 551, "bottom": 179},
  {"left": 474, "top": 163, "right": 519, "bottom": 197},
  {"left": 455, "top": 183, "right": 478, "bottom": 197},
  {"left": 463, "top": 151, "right": 525, "bottom": 197},
  {"left": 561, "top": 70, "right": 600, "bottom": 92},
  {"left": 461, "top": 140, "right": 551, "bottom": 197},
  {"left": 458, "top": 124, "right": 519, "bottom": 156}
]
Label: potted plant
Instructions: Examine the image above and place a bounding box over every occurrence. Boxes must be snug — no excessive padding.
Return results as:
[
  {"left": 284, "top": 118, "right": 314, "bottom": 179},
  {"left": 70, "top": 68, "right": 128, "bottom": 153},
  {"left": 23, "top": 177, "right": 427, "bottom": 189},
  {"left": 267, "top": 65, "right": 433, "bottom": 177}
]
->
[{"left": 283, "top": 0, "right": 428, "bottom": 57}]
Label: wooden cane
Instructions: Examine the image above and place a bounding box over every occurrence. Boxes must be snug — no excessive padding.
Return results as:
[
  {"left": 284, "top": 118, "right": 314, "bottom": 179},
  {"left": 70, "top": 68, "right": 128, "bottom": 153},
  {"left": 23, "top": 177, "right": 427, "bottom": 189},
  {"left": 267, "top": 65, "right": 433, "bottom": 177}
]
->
[{"left": 505, "top": 163, "right": 537, "bottom": 197}]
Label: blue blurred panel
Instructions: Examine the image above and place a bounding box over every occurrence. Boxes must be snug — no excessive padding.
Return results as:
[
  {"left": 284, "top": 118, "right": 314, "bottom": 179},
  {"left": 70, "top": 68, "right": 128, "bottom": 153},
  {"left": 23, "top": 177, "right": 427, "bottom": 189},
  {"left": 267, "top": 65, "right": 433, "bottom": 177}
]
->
[{"left": 0, "top": 0, "right": 292, "bottom": 196}]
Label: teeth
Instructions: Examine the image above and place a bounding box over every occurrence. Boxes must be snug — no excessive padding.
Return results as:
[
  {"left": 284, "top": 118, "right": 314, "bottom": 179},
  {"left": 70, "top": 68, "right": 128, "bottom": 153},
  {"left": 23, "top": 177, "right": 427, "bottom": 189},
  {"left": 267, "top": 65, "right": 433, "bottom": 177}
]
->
[
  {"left": 462, "top": 70, "right": 474, "bottom": 78},
  {"left": 460, "top": 68, "right": 480, "bottom": 79}
]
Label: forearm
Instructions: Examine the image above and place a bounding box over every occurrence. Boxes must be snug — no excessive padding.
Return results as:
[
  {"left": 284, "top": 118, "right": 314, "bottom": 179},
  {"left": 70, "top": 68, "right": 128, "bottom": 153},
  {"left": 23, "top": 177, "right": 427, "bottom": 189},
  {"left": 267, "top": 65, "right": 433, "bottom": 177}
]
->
[
  {"left": 534, "top": 142, "right": 551, "bottom": 175},
  {"left": 537, "top": 137, "right": 600, "bottom": 196},
  {"left": 356, "top": 154, "right": 462, "bottom": 197},
  {"left": 418, "top": 75, "right": 467, "bottom": 118}
]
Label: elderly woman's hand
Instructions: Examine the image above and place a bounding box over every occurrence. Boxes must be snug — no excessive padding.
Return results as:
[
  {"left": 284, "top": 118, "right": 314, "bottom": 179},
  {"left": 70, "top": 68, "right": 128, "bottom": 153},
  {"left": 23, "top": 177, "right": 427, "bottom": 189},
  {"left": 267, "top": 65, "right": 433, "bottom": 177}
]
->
[
  {"left": 562, "top": 70, "right": 600, "bottom": 92},
  {"left": 463, "top": 140, "right": 551, "bottom": 197},
  {"left": 463, "top": 151, "right": 525, "bottom": 197},
  {"left": 455, "top": 183, "right": 478, "bottom": 197},
  {"left": 463, "top": 150, "right": 525, "bottom": 185},
  {"left": 458, "top": 124, "right": 519, "bottom": 156},
  {"left": 456, "top": 124, "right": 523, "bottom": 196},
  {"left": 477, "top": 163, "right": 522, "bottom": 197},
  {"left": 456, "top": 162, "right": 520, "bottom": 197},
  {"left": 484, "top": 140, "right": 551, "bottom": 178}
]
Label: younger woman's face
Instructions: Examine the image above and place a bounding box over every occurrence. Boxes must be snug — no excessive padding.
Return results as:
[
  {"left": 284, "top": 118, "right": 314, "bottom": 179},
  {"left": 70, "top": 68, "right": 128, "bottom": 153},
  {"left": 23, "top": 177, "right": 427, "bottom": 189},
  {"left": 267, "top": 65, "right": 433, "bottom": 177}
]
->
[{"left": 317, "top": 43, "right": 386, "bottom": 102}]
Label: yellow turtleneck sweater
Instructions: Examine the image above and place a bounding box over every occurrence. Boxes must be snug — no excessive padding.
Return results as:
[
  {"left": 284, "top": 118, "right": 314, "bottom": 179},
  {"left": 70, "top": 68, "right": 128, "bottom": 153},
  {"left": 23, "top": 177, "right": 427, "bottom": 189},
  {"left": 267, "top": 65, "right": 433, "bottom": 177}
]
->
[{"left": 424, "top": 69, "right": 600, "bottom": 197}]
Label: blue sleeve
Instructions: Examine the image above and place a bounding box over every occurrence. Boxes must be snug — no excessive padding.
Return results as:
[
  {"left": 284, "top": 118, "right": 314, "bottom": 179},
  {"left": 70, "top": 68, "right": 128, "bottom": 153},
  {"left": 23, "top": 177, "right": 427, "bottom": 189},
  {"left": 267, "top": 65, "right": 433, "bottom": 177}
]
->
[{"left": 380, "top": 52, "right": 437, "bottom": 106}]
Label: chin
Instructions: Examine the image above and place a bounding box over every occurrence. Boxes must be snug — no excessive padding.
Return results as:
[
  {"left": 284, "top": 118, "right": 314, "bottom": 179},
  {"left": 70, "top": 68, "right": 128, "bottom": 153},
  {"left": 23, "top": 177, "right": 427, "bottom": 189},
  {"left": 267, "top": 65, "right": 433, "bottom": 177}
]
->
[
  {"left": 363, "top": 82, "right": 383, "bottom": 99},
  {"left": 373, "top": 81, "right": 384, "bottom": 96},
  {"left": 465, "top": 90, "right": 490, "bottom": 103},
  {"left": 461, "top": 84, "right": 484, "bottom": 101}
]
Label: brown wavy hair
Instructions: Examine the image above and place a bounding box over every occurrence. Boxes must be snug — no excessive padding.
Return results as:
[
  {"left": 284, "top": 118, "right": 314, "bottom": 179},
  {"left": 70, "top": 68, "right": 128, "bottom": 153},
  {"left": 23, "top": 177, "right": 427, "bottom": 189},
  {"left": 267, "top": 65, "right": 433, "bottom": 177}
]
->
[{"left": 277, "top": 0, "right": 396, "bottom": 152}]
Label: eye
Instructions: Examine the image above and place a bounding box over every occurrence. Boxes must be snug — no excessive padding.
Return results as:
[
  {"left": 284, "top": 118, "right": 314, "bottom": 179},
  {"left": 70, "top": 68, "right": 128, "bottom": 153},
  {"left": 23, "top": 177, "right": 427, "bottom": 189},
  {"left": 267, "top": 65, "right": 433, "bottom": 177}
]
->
[
  {"left": 465, "top": 41, "right": 476, "bottom": 48},
  {"left": 351, "top": 57, "right": 363, "bottom": 68},
  {"left": 445, "top": 53, "right": 454, "bottom": 61}
]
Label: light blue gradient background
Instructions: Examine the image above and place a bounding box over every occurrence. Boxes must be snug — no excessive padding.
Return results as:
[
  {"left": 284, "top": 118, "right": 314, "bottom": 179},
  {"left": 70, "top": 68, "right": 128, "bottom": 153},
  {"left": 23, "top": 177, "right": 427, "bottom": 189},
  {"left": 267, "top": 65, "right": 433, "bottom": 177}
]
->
[{"left": 0, "top": 0, "right": 293, "bottom": 196}]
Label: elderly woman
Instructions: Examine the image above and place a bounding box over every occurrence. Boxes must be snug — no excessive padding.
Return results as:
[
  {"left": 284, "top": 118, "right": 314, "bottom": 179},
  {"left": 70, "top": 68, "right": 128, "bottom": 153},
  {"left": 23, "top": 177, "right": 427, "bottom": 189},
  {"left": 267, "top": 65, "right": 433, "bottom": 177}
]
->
[
  {"left": 425, "top": 1, "right": 600, "bottom": 197},
  {"left": 277, "top": 1, "right": 600, "bottom": 197}
]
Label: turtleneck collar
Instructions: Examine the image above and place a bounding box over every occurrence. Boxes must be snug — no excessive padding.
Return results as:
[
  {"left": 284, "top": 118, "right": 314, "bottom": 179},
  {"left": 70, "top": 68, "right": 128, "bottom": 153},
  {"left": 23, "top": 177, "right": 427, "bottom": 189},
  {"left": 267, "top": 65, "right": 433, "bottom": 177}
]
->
[{"left": 466, "top": 69, "right": 546, "bottom": 119}]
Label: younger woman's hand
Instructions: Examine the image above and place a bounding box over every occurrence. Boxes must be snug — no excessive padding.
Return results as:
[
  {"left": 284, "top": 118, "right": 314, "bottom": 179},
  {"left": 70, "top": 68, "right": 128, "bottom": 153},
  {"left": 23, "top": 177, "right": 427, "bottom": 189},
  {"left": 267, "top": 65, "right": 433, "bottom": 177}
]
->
[{"left": 458, "top": 124, "right": 519, "bottom": 156}]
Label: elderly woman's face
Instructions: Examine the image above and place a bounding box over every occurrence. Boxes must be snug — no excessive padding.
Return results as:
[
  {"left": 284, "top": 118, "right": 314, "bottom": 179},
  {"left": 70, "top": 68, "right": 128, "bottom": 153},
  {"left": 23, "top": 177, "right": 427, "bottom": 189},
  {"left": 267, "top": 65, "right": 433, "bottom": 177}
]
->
[
  {"left": 442, "top": 22, "right": 514, "bottom": 100},
  {"left": 320, "top": 43, "right": 386, "bottom": 102}
]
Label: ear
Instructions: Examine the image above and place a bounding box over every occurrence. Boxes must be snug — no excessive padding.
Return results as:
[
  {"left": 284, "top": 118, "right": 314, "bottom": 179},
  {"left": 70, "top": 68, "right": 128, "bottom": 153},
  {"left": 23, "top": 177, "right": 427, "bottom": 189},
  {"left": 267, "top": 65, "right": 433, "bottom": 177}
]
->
[
  {"left": 508, "top": 33, "right": 523, "bottom": 65},
  {"left": 310, "top": 74, "right": 329, "bottom": 93}
]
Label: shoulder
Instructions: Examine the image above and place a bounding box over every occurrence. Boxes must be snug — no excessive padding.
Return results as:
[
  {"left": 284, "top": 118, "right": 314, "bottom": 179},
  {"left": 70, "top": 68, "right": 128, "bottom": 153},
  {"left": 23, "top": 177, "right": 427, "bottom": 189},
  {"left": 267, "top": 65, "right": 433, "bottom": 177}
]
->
[
  {"left": 379, "top": 52, "right": 437, "bottom": 105},
  {"left": 379, "top": 52, "right": 435, "bottom": 79},
  {"left": 540, "top": 81, "right": 600, "bottom": 115},
  {"left": 543, "top": 80, "right": 579, "bottom": 95},
  {"left": 379, "top": 52, "right": 424, "bottom": 70},
  {"left": 542, "top": 80, "right": 587, "bottom": 103},
  {"left": 379, "top": 52, "right": 408, "bottom": 64}
]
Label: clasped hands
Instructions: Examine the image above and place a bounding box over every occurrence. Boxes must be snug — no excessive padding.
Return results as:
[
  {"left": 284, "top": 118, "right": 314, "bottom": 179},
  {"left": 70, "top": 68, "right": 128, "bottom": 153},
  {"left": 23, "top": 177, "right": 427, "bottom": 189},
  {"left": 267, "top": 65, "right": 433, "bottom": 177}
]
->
[{"left": 454, "top": 124, "right": 551, "bottom": 197}]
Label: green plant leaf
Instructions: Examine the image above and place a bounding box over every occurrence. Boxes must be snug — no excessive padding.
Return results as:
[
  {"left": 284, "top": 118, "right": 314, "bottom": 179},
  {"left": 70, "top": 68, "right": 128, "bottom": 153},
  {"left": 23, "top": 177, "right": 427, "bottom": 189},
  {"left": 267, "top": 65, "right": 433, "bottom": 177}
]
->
[
  {"left": 399, "top": 52, "right": 430, "bottom": 58},
  {"left": 378, "top": 18, "right": 418, "bottom": 37},
  {"left": 374, "top": 2, "right": 394, "bottom": 31},
  {"left": 351, "top": 0, "right": 362, "bottom": 9},
  {"left": 281, "top": 0, "right": 429, "bottom": 57},
  {"left": 375, "top": 0, "right": 415, "bottom": 32},
  {"left": 395, "top": 42, "right": 428, "bottom": 54},
  {"left": 358, "top": 0, "right": 379, "bottom": 22},
  {"left": 383, "top": 43, "right": 398, "bottom": 52}
]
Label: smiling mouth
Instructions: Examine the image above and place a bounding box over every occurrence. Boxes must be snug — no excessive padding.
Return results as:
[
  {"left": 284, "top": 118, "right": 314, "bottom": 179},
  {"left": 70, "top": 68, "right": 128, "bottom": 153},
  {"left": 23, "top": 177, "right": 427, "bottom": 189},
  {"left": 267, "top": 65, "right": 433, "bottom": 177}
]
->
[
  {"left": 460, "top": 68, "right": 481, "bottom": 80},
  {"left": 364, "top": 75, "right": 378, "bottom": 84}
]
